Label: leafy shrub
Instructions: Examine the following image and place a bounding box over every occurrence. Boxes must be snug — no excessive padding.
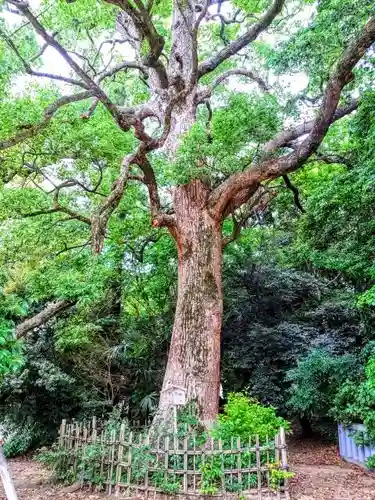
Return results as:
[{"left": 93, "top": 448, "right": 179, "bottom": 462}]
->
[
  {"left": 366, "top": 454, "right": 375, "bottom": 470},
  {"left": 222, "top": 263, "right": 365, "bottom": 415},
  {"left": 286, "top": 349, "right": 357, "bottom": 423},
  {"left": 332, "top": 354, "right": 375, "bottom": 437},
  {"left": 211, "top": 393, "right": 290, "bottom": 443},
  {"left": 3, "top": 421, "right": 37, "bottom": 458},
  {"left": 0, "top": 329, "right": 90, "bottom": 456},
  {"left": 37, "top": 445, "right": 77, "bottom": 484},
  {"left": 201, "top": 394, "right": 291, "bottom": 493},
  {"left": 269, "top": 463, "right": 294, "bottom": 490}
]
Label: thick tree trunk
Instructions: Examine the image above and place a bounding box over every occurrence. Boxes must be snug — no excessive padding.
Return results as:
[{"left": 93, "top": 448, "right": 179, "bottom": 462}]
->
[
  {"left": 299, "top": 417, "right": 313, "bottom": 438},
  {"left": 155, "top": 180, "right": 223, "bottom": 428}
]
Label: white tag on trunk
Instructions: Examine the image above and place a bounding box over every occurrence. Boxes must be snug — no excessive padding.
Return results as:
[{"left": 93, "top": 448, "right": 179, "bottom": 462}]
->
[{"left": 161, "top": 384, "right": 187, "bottom": 406}]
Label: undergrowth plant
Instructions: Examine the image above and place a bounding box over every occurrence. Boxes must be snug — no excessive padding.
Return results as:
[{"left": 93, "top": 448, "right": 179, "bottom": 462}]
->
[
  {"left": 211, "top": 393, "right": 290, "bottom": 444},
  {"left": 366, "top": 455, "right": 375, "bottom": 470}
]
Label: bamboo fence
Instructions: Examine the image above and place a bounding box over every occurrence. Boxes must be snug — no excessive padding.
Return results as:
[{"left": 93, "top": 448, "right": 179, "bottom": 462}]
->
[{"left": 58, "top": 417, "right": 290, "bottom": 499}]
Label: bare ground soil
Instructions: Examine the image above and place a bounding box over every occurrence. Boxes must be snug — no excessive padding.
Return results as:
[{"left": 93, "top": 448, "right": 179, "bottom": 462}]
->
[
  {"left": 289, "top": 439, "right": 375, "bottom": 499},
  {"left": 1, "top": 439, "right": 375, "bottom": 499}
]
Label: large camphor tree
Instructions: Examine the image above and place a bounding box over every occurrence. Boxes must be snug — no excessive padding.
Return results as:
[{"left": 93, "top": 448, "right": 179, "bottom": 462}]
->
[{"left": 0, "top": 0, "right": 374, "bottom": 425}]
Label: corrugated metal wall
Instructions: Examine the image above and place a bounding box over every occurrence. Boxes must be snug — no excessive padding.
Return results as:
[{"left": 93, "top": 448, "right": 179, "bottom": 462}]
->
[{"left": 338, "top": 424, "right": 375, "bottom": 468}]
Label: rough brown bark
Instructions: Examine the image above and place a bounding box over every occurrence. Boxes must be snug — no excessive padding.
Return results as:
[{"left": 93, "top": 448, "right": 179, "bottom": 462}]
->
[{"left": 155, "top": 180, "right": 222, "bottom": 427}]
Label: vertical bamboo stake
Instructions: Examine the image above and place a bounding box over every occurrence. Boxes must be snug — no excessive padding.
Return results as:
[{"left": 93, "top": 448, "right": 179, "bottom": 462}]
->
[
  {"left": 256, "top": 435, "right": 262, "bottom": 500},
  {"left": 193, "top": 433, "right": 196, "bottom": 492},
  {"left": 100, "top": 430, "right": 105, "bottom": 482},
  {"left": 66, "top": 423, "right": 71, "bottom": 450},
  {"left": 266, "top": 434, "right": 270, "bottom": 491},
  {"left": 136, "top": 432, "right": 142, "bottom": 498},
  {"left": 248, "top": 436, "right": 252, "bottom": 494},
  {"left": 59, "top": 419, "right": 66, "bottom": 447},
  {"left": 275, "top": 433, "right": 280, "bottom": 464},
  {"left": 81, "top": 424, "right": 88, "bottom": 486},
  {"left": 219, "top": 439, "right": 225, "bottom": 492},
  {"left": 107, "top": 428, "right": 113, "bottom": 495},
  {"left": 73, "top": 421, "right": 80, "bottom": 476},
  {"left": 237, "top": 437, "right": 242, "bottom": 492},
  {"left": 183, "top": 434, "right": 188, "bottom": 493},
  {"left": 91, "top": 418, "right": 98, "bottom": 490},
  {"left": 275, "top": 432, "right": 281, "bottom": 500},
  {"left": 276, "top": 431, "right": 282, "bottom": 500},
  {"left": 92, "top": 416, "right": 97, "bottom": 440},
  {"left": 0, "top": 446, "right": 18, "bottom": 500},
  {"left": 127, "top": 431, "right": 133, "bottom": 488},
  {"left": 164, "top": 435, "right": 169, "bottom": 486},
  {"left": 280, "top": 428, "right": 288, "bottom": 470},
  {"left": 174, "top": 430, "right": 180, "bottom": 487},
  {"left": 173, "top": 406, "right": 178, "bottom": 437},
  {"left": 108, "top": 428, "right": 116, "bottom": 495},
  {"left": 280, "top": 427, "right": 290, "bottom": 499},
  {"left": 230, "top": 436, "right": 234, "bottom": 491},
  {"left": 144, "top": 433, "right": 150, "bottom": 496},
  {"left": 156, "top": 434, "right": 161, "bottom": 495},
  {"left": 115, "top": 423, "right": 125, "bottom": 497}
]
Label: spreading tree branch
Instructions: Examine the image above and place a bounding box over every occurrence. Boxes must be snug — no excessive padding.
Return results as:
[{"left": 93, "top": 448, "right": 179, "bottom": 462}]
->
[
  {"left": 21, "top": 178, "right": 92, "bottom": 224},
  {"left": 0, "top": 28, "right": 89, "bottom": 88},
  {"left": 196, "top": 68, "right": 269, "bottom": 103},
  {"left": 8, "top": 0, "right": 121, "bottom": 120},
  {"left": 222, "top": 187, "right": 274, "bottom": 246},
  {"left": 197, "top": 0, "right": 285, "bottom": 78},
  {"left": 108, "top": 0, "right": 168, "bottom": 86},
  {"left": 22, "top": 206, "right": 92, "bottom": 225},
  {"left": 262, "top": 99, "right": 359, "bottom": 155},
  {"left": 15, "top": 299, "right": 75, "bottom": 339},
  {"left": 211, "top": 68, "right": 269, "bottom": 92},
  {"left": 97, "top": 60, "right": 148, "bottom": 82},
  {"left": 314, "top": 151, "right": 352, "bottom": 168},
  {"left": 91, "top": 148, "right": 174, "bottom": 254},
  {"left": 209, "top": 17, "right": 375, "bottom": 219}
]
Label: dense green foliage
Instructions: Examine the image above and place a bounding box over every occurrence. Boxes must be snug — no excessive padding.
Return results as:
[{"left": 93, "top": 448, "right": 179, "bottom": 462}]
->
[
  {"left": 0, "top": 0, "right": 374, "bottom": 457},
  {"left": 332, "top": 344, "right": 375, "bottom": 436}
]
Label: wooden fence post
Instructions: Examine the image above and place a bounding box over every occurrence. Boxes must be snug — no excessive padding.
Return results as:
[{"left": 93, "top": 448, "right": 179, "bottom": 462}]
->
[
  {"left": 126, "top": 430, "right": 133, "bottom": 498},
  {"left": 115, "top": 423, "right": 126, "bottom": 497},
  {"left": 255, "top": 435, "right": 262, "bottom": 500},
  {"left": 59, "top": 419, "right": 66, "bottom": 447},
  {"left": 0, "top": 446, "right": 18, "bottom": 500},
  {"left": 280, "top": 428, "right": 288, "bottom": 470},
  {"left": 279, "top": 427, "right": 290, "bottom": 499},
  {"left": 275, "top": 433, "right": 280, "bottom": 464}
]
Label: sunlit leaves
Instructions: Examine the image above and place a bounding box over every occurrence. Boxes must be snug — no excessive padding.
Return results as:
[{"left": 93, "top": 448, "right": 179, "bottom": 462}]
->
[
  {"left": 0, "top": 84, "right": 58, "bottom": 138},
  {"left": 270, "top": 0, "right": 374, "bottom": 91},
  {"left": 40, "top": 0, "right": 117, "bottom": 32},
  {"left": 232, "top": 0, "right": 271, "bottom": 14},
  {"left": 168, "top": 91, "right": 281, "bottom": 184},
  {"left": 212, "top": 92, "right": 280, "bottom": 151}
]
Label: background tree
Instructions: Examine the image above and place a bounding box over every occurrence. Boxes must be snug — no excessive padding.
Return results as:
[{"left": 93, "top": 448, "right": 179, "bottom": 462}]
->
[{"left": 0, "top": 0, "right": 375, "bottom": 426}]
